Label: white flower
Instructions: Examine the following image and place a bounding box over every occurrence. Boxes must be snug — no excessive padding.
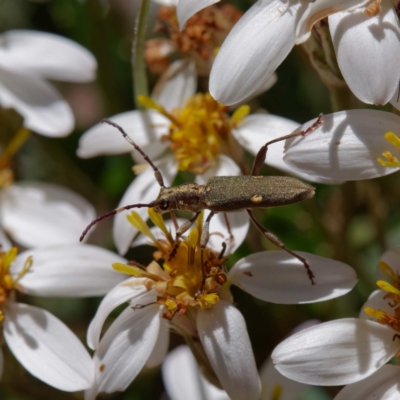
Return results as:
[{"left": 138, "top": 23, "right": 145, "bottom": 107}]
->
[
  {"left": 85, "top": 210, "right": 356, "bottom": 399},
  {"left": 0, "top": 243, "right": 126, "bottom": 391},
  {"left": 181, "top": 0, "right": 398, "bottom": 105},
  {"left": 0, "top": 181, "right": 96, "bottom": 248},
  {"left": 271, "top": 246, "right": 400, "bottom": 392},
  {"left": 0, "top": 30, "right": 97, "bottom": 136},
  {"left": 283, "top": 109, "right": 400, "bottom": 181}
]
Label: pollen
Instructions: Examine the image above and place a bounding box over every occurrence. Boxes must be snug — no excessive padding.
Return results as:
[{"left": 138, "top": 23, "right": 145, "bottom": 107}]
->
[
  {"left": 139, "top": 93, "right": 250, "bottom": 174},
  {"left": 365, "top": 0, "right": 382, "bottom": 16},
  {"left": 123, "top": 210, "right": 228, "bottom": 320},
  {"left": 377, "top": 131, "right": 400, "bottom": 167}
]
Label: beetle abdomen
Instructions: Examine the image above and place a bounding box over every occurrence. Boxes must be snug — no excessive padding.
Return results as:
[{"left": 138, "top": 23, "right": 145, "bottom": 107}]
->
[{"left": 204, "top": 176, "right": 315, "bottom": 212}]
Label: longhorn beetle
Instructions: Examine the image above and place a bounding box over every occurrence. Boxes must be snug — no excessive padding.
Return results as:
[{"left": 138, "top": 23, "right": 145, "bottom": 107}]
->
[{"left": 81, "top": 115, "right": 323, "bottom": 284}]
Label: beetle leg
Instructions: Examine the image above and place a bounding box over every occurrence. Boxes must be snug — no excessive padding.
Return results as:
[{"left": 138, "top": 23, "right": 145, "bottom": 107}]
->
[
  {"left": 169, "top": 211, "right": 201, "bottom": 261},
  {"left": 251, "top": 114, "right": 323, "bottom": 176},
  {"left": 223, "top": 212, "right": 234, "bottom": 243},
  {"left": 247, "top": 209, "right": 315, "bottom": 285}
]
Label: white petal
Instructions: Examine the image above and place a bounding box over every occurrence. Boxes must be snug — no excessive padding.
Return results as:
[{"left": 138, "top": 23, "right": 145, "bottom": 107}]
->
[
  {"left": 4, "top": 302, "right": 94, "bottom": 391},
  {"left": 334, "top": 364, "right": 400, "bottom": 400},
  {"left": 13, "top": 244, "right": 127, "bottom": 297},
  {"left": 233, "top": 113, "right": 339, "bottom": 184},
  {"left": 360, "top": 290, "right": 393, "bottom": 320},
  {"left": 210, "top": 1, "right": 299, "bottom": 105},
  {"left": 145, "top": 320, "right": 170, "bottom": 368},
  {"left": 329, "top": 2, "right": 400, "bottom": 105},
  {"left": 390, "top": 85, "right": 400, "bottom": 111},
  {"left": 0, "top": 228, "right": 11, "bottom": 252},
  {"left": 87, "top": 277, "right": 149, "bottom": 350},
  {"left": 162, "top": 345, "right": 230, "bottom": 400},
  {"left": 197, "top": 301, "right": 261, "bottom": 400},
  {"left": 260, "top": 358, "right": 309, "bottom": 400},
  {"left": 272, "top": 318, "right": 398, "bottom": 386},
  {"left": 113, "top": 157, "right": 176, "bottom": 255},
  {"left": 284, "top": 110, "right": 400, "bottom": 180},
  {"left": 228, "top": 251, "right": 357, "bottom": 304},
  {"left": 89, "top": 297, "right": 160, "bottom": 396},
  {"left": 152, "top": 59, "right": 197, "bottom": 112},
  {"left": 177, "top": 0, "right": 220, "bottom": 29},
  {"left": 205, "top": 210, "right": 250, "bottom": 255},
  {"left": 0, "top": 30, "right": 96, "bottom": 82},
  {"left": 77, "top": 110, "right": 169, "bottom": 158},
  {"left": 296, "top": 0, "right": 369, "bottom": 44},
  {"left": 380, "top": 247, "right": 400, "bottom": 276},
  {"left": 195, "top": 154, "right": 241, "bottom": 185},
  {"left": 1, "top": 182, "right": 96, "bottom": 247},
  {"left": 0, "top": 69, "right": 74, "bottom": 136}
]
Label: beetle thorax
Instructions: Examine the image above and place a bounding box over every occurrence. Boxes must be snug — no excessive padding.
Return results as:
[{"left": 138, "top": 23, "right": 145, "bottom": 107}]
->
[{"left": 153, "top": 183, "right": 207, "bottom": 214}]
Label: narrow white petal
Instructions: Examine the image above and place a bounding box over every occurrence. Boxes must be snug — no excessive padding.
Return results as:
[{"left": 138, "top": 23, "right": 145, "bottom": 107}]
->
[
  {"left": 334, "top": 364, "right": 400, "bottom": 400},
  {"left": 0, "top": 229, "right": 11, "bottom": 252},
  {"left": 329, "top": 2, "right": 400, "bottom": 105},
  {"left": 0, "top": 69, "right": 74, "bottom": 136},
  {"left": 233, "top": 114, "right": 338, "bottom": 184},
  {"left": 210, "top": 1, "right": 299, "bottom": 105},
  {"left": 272, "top": 318, "right": 398, "bottom": 386},
  {"left": 177, "top": 0, "right": 220, "bottom": 29},
  {"left": 284, "top": 110, "right": 400, "bottom": 180},
  {"left": 197, "top": 301, "right": 261, "bottom": 400},
  {"left": 162, "top": 345, "right": 230, "bottom": 400},
  {"left": 380, "top": 247, "right": 400, "bottom": 276},
  {"left": 87, "top": 278, "right": 149, "bottom": 350},
  {"left": 195, "top": 155, "right": 241, "bottom": 185},
  {"left": 296, "top": 0, "right": 369, "bottom": 44},
  {"left": 260, "top": 358, "right": 309, "bottom": 400},
  {"left": 14, "top": 244, "right": 126, "bottom": 297},
  {"left": 0, "top": 30, "right": 96, "bottom": 82},
  {"left": 390, "top": 84, "right": 400, "bottom": 111},
  {"left": 152, "top": 60, "right": 197, "bottom": 112},
  {"left": 228, "top": 251, "right": 357, "bottom": 304},
  {"left": 90, "top": 297, "right": 160, "bottom": 396},
  {"left": 145, "top": 320, "right": 170, "bottom": 368},
  {"left": 77, "top": 110, "right": 169, "bottom": 158},
  {"left": 4, "top": 302, "right": 94, "bottom": 391},
  {"left": 113, "top": 157, "right": 176, "bottom": 255},
  {"left": 1, "top": 182, "right": 96, "bottom": 247}
]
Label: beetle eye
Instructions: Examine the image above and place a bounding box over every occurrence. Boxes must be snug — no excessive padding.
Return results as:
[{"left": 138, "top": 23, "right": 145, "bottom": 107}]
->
[{"left": 160, "top": 199, "right": 169, "bottom": 211}]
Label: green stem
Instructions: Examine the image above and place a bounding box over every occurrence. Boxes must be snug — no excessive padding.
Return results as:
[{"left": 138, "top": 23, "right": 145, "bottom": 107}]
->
[{"left": 132, "top": 0, "right": 151, "bottom": 109}]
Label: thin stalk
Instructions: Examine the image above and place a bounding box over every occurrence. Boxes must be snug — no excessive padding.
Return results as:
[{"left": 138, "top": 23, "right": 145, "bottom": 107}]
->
[{"left": 132, "top": 0, "right": 151, "bottom": 109}]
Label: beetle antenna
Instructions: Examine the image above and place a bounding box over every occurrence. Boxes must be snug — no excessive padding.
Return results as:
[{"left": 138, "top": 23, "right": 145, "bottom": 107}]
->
[
  {"left": 80, "top": 202, "right": 156, "bottom": 242},
  {"left": 102, "top": 118, "right": 165, "bottom": 188}
]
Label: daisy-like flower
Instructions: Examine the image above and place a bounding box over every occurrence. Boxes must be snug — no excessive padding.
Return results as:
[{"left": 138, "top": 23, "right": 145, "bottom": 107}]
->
[
  {"left": 0, "top": 128, "right": 96, "bottom": 247},
  {"left": 271, "top": 246, "right": 400, "bottom": 395},
  {"left": 0, "top": 30, "right": 97, "bottom": 136},
  {"left": 0, "top": 242, "right": 127, "bottom": 391},
  {"left": 181, "top": 0, "right": 399, "bottom": 106},
  {"left": 85, "top": 209, "right": 357, "bottom": 399},
  {"left": 282, "top": 109, "right": 400, "bottom": 181}
]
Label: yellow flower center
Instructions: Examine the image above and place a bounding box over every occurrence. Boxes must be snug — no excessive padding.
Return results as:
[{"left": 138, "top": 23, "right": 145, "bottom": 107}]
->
[
  {"left": 113, "top": 209, "right": 228, "bottom": 320},
  {"left": 0, "top": 246, "right": 32, "bottom": 320},
  {"left": 364, "top": 261, "right": 400, "bottom": 335},
  {"left": 139, "top": 94, "right": 250, "bottom": 174},
  {"left": 377, "top": 131, "right": 400, "bottom": 168},
  {"left": 0, "top": 127, "right": 31, "bottom": 188}
]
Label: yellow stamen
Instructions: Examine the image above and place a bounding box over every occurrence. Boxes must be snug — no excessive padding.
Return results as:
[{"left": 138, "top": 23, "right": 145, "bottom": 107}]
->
[
  {"left": 127, "top": 211, "right": 157, "bottom": 243},
  {"left": 137, "top": 95, "right": 182, "bottom": 127},
  {"left": 0, "top": 310, "right": 4, "bottom": 321},
  {"left": 165, "top": 298, "right": 178, "bottom": 310},
  {"left": 3, "top": 247, "right": 18, "bottom": 272},
  {"left": 148, "top": 208, "right": 172, "bottom": 241},
  {"left": 364, "top": 307, "right": 387, "bottom": 321},
  {"left": 376, "top": 280, "right": 400, "bottom": 296},
  {"left": 197, "top": 293, "right": 220, "bottom": 309},
  {"left": 379, "top": 261, "right": 399, "bottom": 282},
  {"left": 378, "top": 132, "right": 400, "bottom": 167},
  {"left": 271, "top": 385, "right": 283, "bottom": 400},
  {"left": 112, "top": 263, "right": 144, "bottom": 276},
  {"left": 188, "top": 228, "right": 199, "bottom": 249},
  {"left": 0, "top": 128, "right": 31, "bottom": 170},
  {"left": 15, "top": 256, "right": 33, "bottom": 283},
  {"left": 231, "top": 105, "right": 250, "bottom": 124}
]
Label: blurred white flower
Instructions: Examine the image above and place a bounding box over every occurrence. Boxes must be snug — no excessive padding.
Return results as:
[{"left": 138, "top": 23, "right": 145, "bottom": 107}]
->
[
  {"left": 0, "top": 243, "right": 128, "bottom": 391},
  {"left": 84, "top": 210, "right": 356, "bottom": 399},
  {"left": 183, "top": 0, "right": 399, "bottom": 106},
  {"left": 271, "top": 246, "right": 400, "bottom": 394},
  {"left": 0, "top": 30, "right": 97, "bottom": 136},
  {"left": 283, "top": 109, "right": 400, "bottom": 181}
]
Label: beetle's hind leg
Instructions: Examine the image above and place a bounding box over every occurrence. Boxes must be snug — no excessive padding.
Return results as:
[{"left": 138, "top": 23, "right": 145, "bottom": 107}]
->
[
  {"left": 247, "top": 209, "right": 315, "bottom": 285},
  {"left": 251, "top": 114, "right": 323, "bottom": 176}
]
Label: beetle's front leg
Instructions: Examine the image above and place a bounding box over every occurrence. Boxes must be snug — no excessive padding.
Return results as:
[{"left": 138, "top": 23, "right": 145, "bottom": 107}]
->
[
  {"left": 169, "top": 211, "right": 201, "bottom": 261},
  {"left": 247, "top": 209, "right": 315, "bottom": 285},
  {"left": 251, "top": 114, "right": 324, "bottom": 176}
]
